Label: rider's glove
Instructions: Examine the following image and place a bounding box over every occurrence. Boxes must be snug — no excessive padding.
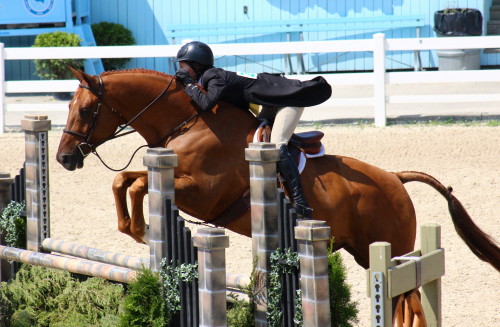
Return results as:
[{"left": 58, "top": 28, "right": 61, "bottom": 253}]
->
[{"left": 175, "top": 68, "right": 194, "bottom": 87}]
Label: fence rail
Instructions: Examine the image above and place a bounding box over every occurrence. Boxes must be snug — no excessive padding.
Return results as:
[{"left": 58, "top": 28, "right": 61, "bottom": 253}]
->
[{"left": 2, "top": 34, "right": 500, "bottom": 132}]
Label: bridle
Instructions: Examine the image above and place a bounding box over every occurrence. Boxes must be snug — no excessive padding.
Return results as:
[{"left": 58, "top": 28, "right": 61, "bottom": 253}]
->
[{"left": 63, "top": 74, "right": 199, "bottom": 171}]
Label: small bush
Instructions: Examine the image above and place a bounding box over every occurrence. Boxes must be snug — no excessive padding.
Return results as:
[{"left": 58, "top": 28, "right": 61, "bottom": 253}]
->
[
  {"left": 0, "top": 265, "right": 124, "bottom": 327},
  {"left": 120, "top": 269, "right": 166, "bottom": 327},
  {"left": 0, "top": 201, "right": 26, "bottom": 249},
  {"left": 32, "top": 32, "right": 84, "bottom": 80},
  {"left": 227, "top": 258, "right": 257, "bottom": 327},
  {"left": 265, "top": 243, "right": 359, "bottom": 327},
  {"left": 120, "top": 262, "right": 199, "bottom": 327},
  {"left": 92, "top": 22, "right": 136, "bottom": 70},
  {"left": 328, "top": 242, "right": 359, "bottom": 327}
]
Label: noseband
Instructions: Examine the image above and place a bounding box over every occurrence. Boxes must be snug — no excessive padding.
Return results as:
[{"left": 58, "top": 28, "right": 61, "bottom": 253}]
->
[{"left": 63, "top": 74, "right": 198, "bottom": 171}]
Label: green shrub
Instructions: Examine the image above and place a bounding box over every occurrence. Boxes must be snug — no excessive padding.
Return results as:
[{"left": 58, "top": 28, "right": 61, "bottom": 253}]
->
[
  {"left": 120, "top": 261, "right": 199, "bottom": 327},
  {"left": 265, "top": 243, "right": 359, "bottom": 327},
  {"left": 227, "top": 259, "right": 257, "bottom": 327},
  {"left": 10, "top": 307, "right": 36, "bottom": 327},
  {"left": 91, "top": 22, "right": 136, "bottom": 70},
  {"left": 32, "top": 32, "right": 84, "bottom": 80},
  {"left": 120, "top": 269, "right": 166, "bottom": 327},
  {"left": 0, "top": 201, "right": 26, "bottom": 249},
  {"left": 0, "top": 265, "right": 124, "bottom": 327},
  {"left": 328, "top": 242, "right": 359, "bottom": 327},
  {"left": 267, "top": 248, "right": 300, "bottom": 326}
]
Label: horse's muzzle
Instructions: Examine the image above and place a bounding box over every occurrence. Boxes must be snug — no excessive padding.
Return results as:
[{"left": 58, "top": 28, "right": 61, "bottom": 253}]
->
[{"left": 56, "top": 150, "right": 84, "bottom": 171}]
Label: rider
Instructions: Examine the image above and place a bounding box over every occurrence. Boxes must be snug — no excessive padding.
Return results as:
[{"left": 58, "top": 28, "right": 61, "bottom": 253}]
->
[{"left": 174, "top": 41, "right": 332, "bottom": 219}]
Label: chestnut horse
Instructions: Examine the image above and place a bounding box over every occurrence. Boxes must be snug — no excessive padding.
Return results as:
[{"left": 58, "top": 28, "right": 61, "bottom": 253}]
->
[{"left": 56, "top": 68, "right": 499, "bottom": 271}]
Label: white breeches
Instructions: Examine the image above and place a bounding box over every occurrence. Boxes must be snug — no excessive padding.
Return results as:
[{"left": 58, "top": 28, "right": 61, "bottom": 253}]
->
[{"left": 258, "top": 106, "right": 304, "bottom": 147}]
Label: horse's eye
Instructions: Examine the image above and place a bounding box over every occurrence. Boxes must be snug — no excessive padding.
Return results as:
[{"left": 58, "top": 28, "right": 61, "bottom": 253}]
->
[{"left": 79, "top": 107, "right": 91, "bottom": 118}]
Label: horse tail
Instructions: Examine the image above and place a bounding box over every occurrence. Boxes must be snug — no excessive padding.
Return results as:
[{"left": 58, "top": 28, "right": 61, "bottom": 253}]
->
[{"left": 395, "top": 170, "right": 500, "bottom": 272}]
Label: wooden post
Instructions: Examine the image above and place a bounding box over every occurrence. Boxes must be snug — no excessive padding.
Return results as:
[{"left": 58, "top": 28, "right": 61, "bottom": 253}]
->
[
  {"left": 0, "top": 172, "right": 14, "bottom": 281},
  {"left": 420, "top": 223, "right": 442, "bottom": 327},
  {"left": 193, "top": 228, "right": 230, "bottom": 327},
  {"left": 245, "top": 142, "right": 280, "bottom": 327},
  {"left": 21, "top": 114, "right": 51, "bottom": 252},
  {"left": 0, "top": 42, "right": 5, "bottom": 134},
  {"left": 373, "top": 33, "right": 387, "bottom": 127},
  {"left": 369, "top": 242, "right": 393, "bottom": 327},
  {"left": 294, "top": 220, "right": 332, "bottom": 327},
  {"left": 143, "top": 147, "right": 178, "bottom": 272}
]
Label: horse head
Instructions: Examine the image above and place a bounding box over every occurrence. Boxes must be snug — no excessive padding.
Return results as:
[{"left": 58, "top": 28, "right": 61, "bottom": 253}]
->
[{"left": 56, "top": 67, "right": 186, "bottom": 171}]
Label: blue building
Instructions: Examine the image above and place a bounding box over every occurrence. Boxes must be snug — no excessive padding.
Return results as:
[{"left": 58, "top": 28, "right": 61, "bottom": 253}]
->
[{"left": 1, "top": 0, "right": 498, "bottom": 80}]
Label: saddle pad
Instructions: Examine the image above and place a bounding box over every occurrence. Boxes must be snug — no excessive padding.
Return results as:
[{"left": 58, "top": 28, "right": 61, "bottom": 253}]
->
[{"left": 252, "top": 121, "right": 325, "bottom": 174}]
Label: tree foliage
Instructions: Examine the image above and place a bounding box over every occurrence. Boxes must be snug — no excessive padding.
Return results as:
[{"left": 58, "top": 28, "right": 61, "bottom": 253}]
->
[{"left": 32, "top": 32, "right": 84, "bottom": 80}]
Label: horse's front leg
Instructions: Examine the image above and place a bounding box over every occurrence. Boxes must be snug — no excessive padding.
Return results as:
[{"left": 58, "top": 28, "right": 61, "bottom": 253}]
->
[
  {"left": 112, "top": 171, "right": 147, "bottom": 243},
  {"left": 128, "top": 173, "right": 149, "bottom": 244}
]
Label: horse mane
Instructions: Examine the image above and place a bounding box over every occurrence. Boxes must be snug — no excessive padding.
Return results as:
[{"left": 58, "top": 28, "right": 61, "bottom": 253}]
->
[{"left": 100, "top": 68, "right": 172, "bottom": 78}]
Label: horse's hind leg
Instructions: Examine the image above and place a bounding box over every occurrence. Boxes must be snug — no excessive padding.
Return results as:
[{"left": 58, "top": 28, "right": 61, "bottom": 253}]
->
[{"left": 112, "top": 171, "right": 147, "bottom": 243}]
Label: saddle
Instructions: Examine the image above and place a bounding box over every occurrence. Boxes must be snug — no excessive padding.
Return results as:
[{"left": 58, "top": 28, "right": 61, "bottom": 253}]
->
[{"left": 253, "top": 121, "right": 325, "bottom": 172}]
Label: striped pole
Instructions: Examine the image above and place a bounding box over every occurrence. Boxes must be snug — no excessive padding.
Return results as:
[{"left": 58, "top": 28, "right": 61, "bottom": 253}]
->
[
  {"left": 0, "top": 244, "right": 137, "bottom": 283},
  {"left": 42, "top": 237, "right": 250, "bottom": 295},
  {"left": 42, "top": 238, "right": 149, "bottom": 270}
]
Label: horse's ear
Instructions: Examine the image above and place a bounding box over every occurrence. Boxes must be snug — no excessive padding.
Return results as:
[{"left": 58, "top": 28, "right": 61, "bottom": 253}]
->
[
  {"left": 69, "top": 66, "right": 85, "bottom": 81},
  {"left": 68, "top": 66, "right": 97, "bottom": 89}
]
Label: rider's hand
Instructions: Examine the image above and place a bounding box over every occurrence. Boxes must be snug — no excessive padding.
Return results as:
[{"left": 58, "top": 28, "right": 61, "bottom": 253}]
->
[{"left": 175, "top": 68, "right": 194, "bottom": 86}]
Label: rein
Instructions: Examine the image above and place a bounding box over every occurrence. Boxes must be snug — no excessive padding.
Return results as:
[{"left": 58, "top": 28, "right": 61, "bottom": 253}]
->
[{"left": 64, "top": 74, "right": 199, "bottom": 172}]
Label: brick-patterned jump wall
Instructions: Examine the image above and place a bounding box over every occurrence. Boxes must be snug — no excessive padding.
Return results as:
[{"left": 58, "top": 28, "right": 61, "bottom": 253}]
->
[
  {"left": 143, "top": 147, "right": 178, "bottom": 272},
  {"left": 245, "top": 142, "right": 280, "bottom": 327},
  {"left": 21, "top": 114, "right": 51, "bottom": 252},
  {"left": 295, "top": 220, "right": 332, "bottom": 327},
  {"left": 194, "top": 228, "right": 230, "bottom": 327}
]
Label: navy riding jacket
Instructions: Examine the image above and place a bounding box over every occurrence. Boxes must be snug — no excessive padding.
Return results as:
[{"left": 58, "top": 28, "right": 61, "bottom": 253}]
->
[{"left": 183, "top": 67, "right": 332, "bottom": 112}]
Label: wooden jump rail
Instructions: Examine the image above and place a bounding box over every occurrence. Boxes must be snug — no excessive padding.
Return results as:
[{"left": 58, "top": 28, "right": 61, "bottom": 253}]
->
[
  {"left": 41, "top": 237, "right": 251, "bottom": 291},
  {"left": 42, "top": 237, "right": 251, "bottom": 288},
  {"left": 0, "top": 244, "right": 137, "bottom": 283},
  {"left": 41, "top": 238, "right": 149, "bottom": 270}
]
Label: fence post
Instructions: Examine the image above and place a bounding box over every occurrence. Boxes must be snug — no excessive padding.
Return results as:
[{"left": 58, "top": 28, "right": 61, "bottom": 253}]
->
[
  {"left": 369, "top": 242, "right": 393, "bottom": 327},
  {"left": 21, "top": 114, "right": 51, "bottom": 252},
  {"left": 294, "top": 220, "right": 332, "bottom": 327},
  {"left": 193, "top": 228, "right": 229, "bottom": 327},
  {"left": 420, "top": 223, "right": 442, "bottom": 327},
  {"left": 143, "top": 147, "right": 177, "bottom": 272},
  {"left": 0, "top": 42, "right": 4, "bottom": 134},
  {"left": 245, "top": 142, "right": 280, "bottom": 327},
  {"left": 373, "top": 33, "right": 387, "bottom": 127},
  {"left": 0, "top": 172, "right": 14, "bottom": 281}
]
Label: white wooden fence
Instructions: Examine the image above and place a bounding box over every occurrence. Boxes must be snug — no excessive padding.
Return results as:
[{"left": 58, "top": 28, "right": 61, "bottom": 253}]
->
[{"left": 1, "top": 33, "right": 500, "bottom": 133}]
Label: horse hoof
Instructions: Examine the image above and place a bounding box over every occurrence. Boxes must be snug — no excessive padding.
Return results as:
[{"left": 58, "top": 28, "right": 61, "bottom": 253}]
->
[{"left": 141, "top": 224, "right": 151, "bottom": 245}]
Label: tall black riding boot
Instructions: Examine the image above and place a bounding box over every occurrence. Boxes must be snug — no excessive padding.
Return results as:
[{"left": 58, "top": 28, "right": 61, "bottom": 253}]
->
[{"left": 277, "top": 144, "right": 312, "bottom": 219}]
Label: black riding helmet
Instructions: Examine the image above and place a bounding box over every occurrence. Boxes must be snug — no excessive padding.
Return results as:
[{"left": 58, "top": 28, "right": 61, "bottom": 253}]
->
[{"left": 175, "top": 41, "right": 214, "bottom": 66}]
